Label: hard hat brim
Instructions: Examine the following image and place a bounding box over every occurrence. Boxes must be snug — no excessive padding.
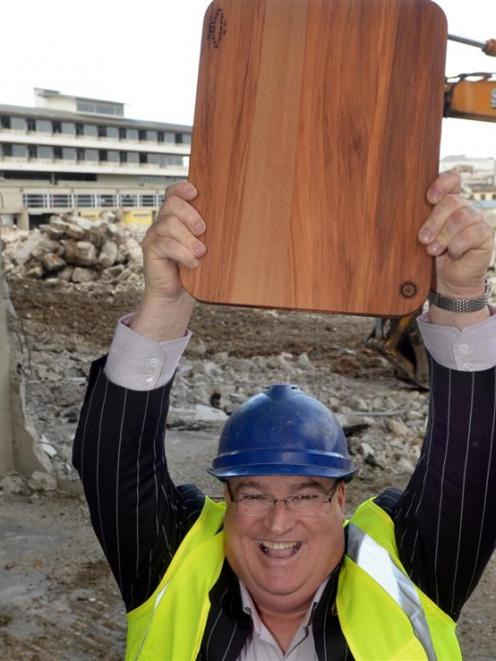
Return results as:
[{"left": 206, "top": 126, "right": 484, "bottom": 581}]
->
[{"left": 208, "top": 448, "right": 357, "bottom": 482}]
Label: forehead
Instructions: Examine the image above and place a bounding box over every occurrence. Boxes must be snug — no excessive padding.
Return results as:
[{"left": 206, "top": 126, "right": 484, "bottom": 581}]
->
[{"left": 228, "top": 475, "right": 334, "bottom": 492}]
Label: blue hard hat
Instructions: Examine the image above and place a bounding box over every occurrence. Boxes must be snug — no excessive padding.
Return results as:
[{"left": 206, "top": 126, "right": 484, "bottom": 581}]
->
[{"left": 208, "top": 384, "right": 356, "bottom": 481}]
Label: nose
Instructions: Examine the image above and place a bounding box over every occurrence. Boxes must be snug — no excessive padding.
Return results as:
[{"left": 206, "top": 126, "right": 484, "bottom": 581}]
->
[{"left": 264, "top": 499, "right": 295, "bottom": 535}]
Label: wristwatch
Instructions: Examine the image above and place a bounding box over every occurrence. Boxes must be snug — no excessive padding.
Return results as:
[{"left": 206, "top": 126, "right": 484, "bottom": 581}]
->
[{"left": 428, "top": 279, "right": 491, "bottom": 313}]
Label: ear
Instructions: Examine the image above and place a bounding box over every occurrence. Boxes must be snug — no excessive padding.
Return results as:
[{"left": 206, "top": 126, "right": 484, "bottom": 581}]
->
[{"left": 336, "top": 481, "right": 346, "bottom": 514}]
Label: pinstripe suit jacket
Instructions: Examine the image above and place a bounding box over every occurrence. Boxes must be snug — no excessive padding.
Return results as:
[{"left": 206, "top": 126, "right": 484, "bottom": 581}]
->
[{"left": 74, "top": 355, "right": 496, "bottom": 660}]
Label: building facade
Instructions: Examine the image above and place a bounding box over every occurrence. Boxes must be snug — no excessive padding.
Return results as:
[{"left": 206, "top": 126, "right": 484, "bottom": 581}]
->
[
  {"left": 0, "top": 89, "right": 191, "bottom": 228},
  {"left": 439, "top": 155, "right": 496, "bottom": 209}
]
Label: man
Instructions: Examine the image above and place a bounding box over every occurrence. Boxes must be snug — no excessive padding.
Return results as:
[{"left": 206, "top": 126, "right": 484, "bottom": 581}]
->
[{"left": 74, "top": 171, "right": 496, "bottom": 660}]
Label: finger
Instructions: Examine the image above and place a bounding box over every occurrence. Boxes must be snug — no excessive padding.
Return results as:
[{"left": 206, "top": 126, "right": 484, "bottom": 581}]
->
[
  {"left": 147, "top": 235, "right": 201, "bottom": 269},
  {"left": 419, "top": 194, "right": 474, "bottom": 244},
  {"left": 445, "top": 221, "right": 495, "bottom": 261},
  {"left": 427, "top": 170, "right": 462, "bottom": 204},
  {"left": 159, "top": 195, "right": 206, "bottom": 236},
  {"left": 165, "top": 180, "right": 198, "bottom": 201},
  {"left": 151, "top": 214, "right": 206, "bottom": 260},
  {"left": 425, "top": 205, "right": 484, "bottom": 256}
]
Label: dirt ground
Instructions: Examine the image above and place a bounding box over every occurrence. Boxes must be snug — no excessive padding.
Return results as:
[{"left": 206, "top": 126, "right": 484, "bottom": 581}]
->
[{"left": 2, "top": 280, "right": 496, "bottom": 659}]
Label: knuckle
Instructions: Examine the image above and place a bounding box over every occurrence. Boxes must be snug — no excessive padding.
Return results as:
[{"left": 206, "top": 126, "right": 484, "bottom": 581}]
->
[{"left": 449, "top": 206, "right": 472, "bottom": 227}]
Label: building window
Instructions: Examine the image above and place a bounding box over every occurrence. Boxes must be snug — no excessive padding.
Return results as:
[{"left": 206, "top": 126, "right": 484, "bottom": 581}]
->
[
  {"left": 98, "top": 125, "right": 107, "bottom": 138},
  {"left": 11, "top": 144, "right": 27, "bottom": 157},
  {"left": 54, "top": 147, "right": 63, "bottom": 159},
  {"left": 27, "top": 118, "right": 36, "bottom": 132},
  {"left": 158, "top": 131, "right": 164, "bottom": 143},
  {"left": 97, "top": 103, "right": 123, "bottom": 116},
  {"left": 107, "top": 150, "right": 119, "bottom": 162},
  {"left": 146, "top": 130, "right": 158, "bottom": 142},
  {"left": 182, "top": 133, "right": 192, "bottom": 145},
  {"left": 120, "top": 151, "right": 127, "bottom": 163},
  {"left": 128, "top": 152, "right": 139, "bottom": 164},
  {"left": 119, "top": 127, "right": 127, "bottom": 140},
  {"left": 1, "top": 116, "right": 10, "bottom": 129},
  {"left": 76, "top": 100, "right": 123, "bottom": 116},
  {"left": 175, "top": 133, "right": 183, "bottom": 144},
  {"left": 120, "top": 194, "right": 138, "bottom": 207},
  {"left": 53, "top": 121, "right": 62, "bottom": 134},
  {"left": 84, "top": 124, "right": 98, "bottom": 137},
  {"left": 107, "top": 126, "right": 119, "bottom": 139},
  {"left": 75, "top": 194, "right": 94, "bottom": 207},
  {"left": 127, "top": 128, "right": 139, "bottom": 141},
  {"left": 139, "top": 152, "right": 147, "bottom": 164},
  {"left": 38, "top": 146, "right": 54, "bottom": 159},
  {"left": 100, "top": 150, "right": 108, "bottom": 162},
  {"left": 480, "top": 194, "right": 486, "bottom": 201},
  {"left": 138, "top": 129, "right": 146, "bottom": 141},
  {"left": 36, "top": 119, "right": 52, "bottom": 133},
  {"left": 77, "top": 148, "right": 85, "bottom": 161},
  {"left": 28, "top": 145, "right": 37, "bottom": 158},
  {"left": 141, "top": 194, "right": 155, "bottom": 207},
  {"left": 85, "top": 149, "right": 98, "bottom": 161},
  {"left": 61, "top": 122, "right": 76, "bottom": 135},
  {"left": 76, "top": 123, "right": 84, "bottom": 136},
  {"left": 10, "top": 117, "right": 27, "bottom": 131},
  {"left": 97, "top": 194, "right": 116, "bottom": 207},
  {"left": 63, "top": 147, "right": 77, "bottom": 160},
  {"left": 148, "top": 153, "right": 161, "bottom": 165},
  {"left": 164, "top": 132, "right": 175, "bottom": 143},
  {"left": 164, "top": 154, "right": 184, "bottom": 166},
  {"left": 51, "top": 194, "right": 71, "bottom": 208},
  {"left": 2, "top": 144, "right": 12, "bottom": 156}
]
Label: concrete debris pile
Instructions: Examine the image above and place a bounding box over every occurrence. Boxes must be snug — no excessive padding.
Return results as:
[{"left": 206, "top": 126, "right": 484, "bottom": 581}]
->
[{"left": 2, "top": 212, "right": 146, "bottom": 290}]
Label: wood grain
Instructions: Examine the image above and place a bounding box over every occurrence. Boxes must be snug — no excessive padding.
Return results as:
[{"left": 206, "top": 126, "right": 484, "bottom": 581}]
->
[{"left": 183, "top": 0, "right": 447, "bottom": 316}]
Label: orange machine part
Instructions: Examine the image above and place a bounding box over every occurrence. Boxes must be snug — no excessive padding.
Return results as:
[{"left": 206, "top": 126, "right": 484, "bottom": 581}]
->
[{"left": 447, "top": 78, "right": 496, "bottom": 122}]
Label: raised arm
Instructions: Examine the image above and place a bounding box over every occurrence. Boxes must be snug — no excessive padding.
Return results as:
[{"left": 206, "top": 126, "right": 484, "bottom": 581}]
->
[
  {"left": 73, "top": 181, "right": 209, "bottom": 611},
  {"left": 394, "top": 170, "right": 496, "bottom": 618}
]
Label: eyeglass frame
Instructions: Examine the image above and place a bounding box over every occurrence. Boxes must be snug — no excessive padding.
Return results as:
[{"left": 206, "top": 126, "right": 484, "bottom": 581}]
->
[{"left": 225, "top": 479, "right": 341, "bottom": 516}]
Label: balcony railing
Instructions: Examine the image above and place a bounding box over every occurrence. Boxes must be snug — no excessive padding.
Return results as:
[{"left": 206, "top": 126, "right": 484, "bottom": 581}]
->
[{"left": 22, "top": 192, "right": 166, "bottom": 210}]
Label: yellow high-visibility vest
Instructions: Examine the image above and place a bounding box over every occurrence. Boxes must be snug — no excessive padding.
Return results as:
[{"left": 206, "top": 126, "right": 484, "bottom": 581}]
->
[{"left": 126, "top": 497, "right": 462, "bottom": 661}]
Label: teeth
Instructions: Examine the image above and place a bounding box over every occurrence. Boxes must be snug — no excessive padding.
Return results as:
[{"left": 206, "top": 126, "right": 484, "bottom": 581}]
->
[{"left": 258, "top": 541, "right": 298, "bottom": 550}]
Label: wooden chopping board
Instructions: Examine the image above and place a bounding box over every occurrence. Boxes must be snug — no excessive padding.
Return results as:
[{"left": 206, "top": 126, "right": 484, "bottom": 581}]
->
[{"left": 183, "top": 0, "right": 447, "bottom": 316}]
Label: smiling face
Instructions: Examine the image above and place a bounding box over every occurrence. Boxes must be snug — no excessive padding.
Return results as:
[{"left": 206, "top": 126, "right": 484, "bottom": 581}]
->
[{"left": 223, "top": 475, "right": 346, "bottom": 616}]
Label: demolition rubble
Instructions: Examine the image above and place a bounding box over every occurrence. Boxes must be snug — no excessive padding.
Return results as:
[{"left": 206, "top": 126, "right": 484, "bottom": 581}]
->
[{"left": 2, "top": 211, "right": 145, "bottom": 291}]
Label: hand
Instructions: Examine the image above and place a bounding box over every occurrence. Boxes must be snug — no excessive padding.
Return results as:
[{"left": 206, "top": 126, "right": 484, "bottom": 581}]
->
[
  {"left": 418, "top": 170, "right": 494, "bottom": 299},
  {"left": 130, "top": 181, "right": 207, "bottom": 341},
  {"left": 141, "top": 181, "right": 206, "bottom": 303}
]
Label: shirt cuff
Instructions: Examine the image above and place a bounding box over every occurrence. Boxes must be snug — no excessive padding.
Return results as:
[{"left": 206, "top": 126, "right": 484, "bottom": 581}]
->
[
  {"left": 104, "top": 313, "right": 192, "bottom": 390},
  {"left": 417, "top": 306, "right": 496, "bottom": 371}
]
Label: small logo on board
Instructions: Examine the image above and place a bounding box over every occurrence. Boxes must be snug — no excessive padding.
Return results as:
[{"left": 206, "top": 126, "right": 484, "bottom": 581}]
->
[
  {"left": 208, "top": 7, "right": 227, "bottom": 49},
  {"left": 400, "top": 282, "right": 418, "bottom": 299}
]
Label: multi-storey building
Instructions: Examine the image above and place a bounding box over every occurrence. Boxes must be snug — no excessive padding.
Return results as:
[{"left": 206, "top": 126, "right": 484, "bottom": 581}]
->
[{"left": 0, "top": 89, "right": 191, "bottom": 228}]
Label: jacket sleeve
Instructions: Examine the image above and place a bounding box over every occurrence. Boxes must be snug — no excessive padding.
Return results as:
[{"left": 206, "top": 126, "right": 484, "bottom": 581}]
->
[
  {"left": 72, "top": 356, "right": 205, "bottom": 611},
  {"left": 394, "top": 355, "right": 496, "bottom": 619}
]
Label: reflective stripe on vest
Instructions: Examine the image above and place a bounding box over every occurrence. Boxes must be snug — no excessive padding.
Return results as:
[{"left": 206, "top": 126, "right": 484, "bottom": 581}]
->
[{"left": 347, "top": 523, "right": 436, "bottom": 661}]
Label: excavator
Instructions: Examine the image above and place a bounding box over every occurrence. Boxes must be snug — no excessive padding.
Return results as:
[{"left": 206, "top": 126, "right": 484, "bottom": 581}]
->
[{"left": 366, "top": 34, "right": 496, "bottom": 389}]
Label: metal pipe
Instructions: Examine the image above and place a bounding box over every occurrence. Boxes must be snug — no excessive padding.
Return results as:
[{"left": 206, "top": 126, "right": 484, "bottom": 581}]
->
[{"left": 448, "top": 34, "right": 486, "bottom": 49}]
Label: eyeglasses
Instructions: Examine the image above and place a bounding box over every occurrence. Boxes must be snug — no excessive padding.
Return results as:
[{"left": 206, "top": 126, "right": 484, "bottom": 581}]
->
[{"left": 226, "top": 482, "right": 339, "bottom": 517}]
